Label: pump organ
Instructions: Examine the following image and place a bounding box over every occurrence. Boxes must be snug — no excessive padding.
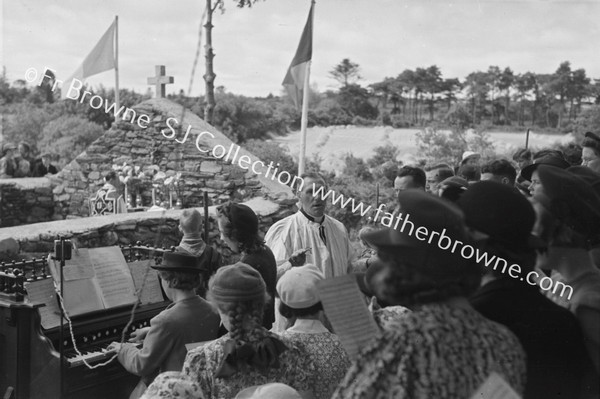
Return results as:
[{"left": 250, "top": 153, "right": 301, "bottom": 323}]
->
[{"left": 0, "top": 244, "right": 172, "bottom": 399}]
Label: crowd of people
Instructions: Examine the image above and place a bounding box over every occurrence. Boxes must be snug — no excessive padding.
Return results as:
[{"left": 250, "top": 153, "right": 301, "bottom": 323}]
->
[
  {"left": 0, "top": 141, "right": 58, "bottom": 178},
  {"left": 105, "top": 131, "right": 600, "bottom": 399}
]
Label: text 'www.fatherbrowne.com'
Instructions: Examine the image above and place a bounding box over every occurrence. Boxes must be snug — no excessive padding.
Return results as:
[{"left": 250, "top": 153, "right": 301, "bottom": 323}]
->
[{"left": 309, "top": 182, "right": 573, "bottom": 300}]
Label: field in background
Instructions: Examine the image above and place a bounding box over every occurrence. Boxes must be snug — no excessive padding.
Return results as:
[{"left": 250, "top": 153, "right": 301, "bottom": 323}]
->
[{"left": 272, "top": 127, "right": 576, "bottom": 173}]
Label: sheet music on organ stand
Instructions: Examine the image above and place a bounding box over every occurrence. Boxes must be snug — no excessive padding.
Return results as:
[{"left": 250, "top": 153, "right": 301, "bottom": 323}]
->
[
  {"left": 128, "top": 259, "right": 164, "bottom": 304},
  {"left": 25, "top": 246, "right": 165, "bottom": 329},
  {"left": 25, "top": 278, "right": 62, "bottom": 329}
]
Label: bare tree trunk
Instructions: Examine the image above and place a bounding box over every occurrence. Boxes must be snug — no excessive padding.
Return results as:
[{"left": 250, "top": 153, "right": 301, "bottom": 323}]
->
[
  {"left": 204, "top": 0, "right": 217, "bottom": 124},
  {"left": 505, "top": 93, "right": 510, "bottom": 125},
  {"left": 568, "top": 98, "right": 574, "bottom": 121}
]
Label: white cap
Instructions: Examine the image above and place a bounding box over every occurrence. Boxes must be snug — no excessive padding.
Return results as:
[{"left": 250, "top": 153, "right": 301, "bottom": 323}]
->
[
  {"left": 235, "top": 383, "right": 302, "bottom": 399},
  {"left": 276, "top": 264, "right": 324, "bottom": 308},
  {"left": 461, "top": 151, "right": 480, "bottom": 162}
]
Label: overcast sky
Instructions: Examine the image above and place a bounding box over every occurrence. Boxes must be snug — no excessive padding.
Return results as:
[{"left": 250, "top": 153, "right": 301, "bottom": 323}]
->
[{"left": 3, "top": 0, "right": 600, "bottom": 98}]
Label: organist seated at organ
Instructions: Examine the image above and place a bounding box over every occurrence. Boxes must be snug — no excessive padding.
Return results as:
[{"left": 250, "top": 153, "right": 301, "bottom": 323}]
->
[{"left": 106, "top": 251, "right": 221, "bottom": 399}]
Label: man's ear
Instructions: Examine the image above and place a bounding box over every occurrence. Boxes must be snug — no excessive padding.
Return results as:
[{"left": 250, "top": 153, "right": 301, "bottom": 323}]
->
[{"left": 501, "top": 177, "right": 509, "bottom": 185}]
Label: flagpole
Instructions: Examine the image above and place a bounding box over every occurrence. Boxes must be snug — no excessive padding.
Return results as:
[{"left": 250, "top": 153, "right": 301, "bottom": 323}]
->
[
  {"left": 298, "top": 0, "right": 314, "bottom": 176},
  {"left": 298, "top": 60, "right": 311, "bottom": 176},
  {"left": 114, "top": 16, "right": 120, "bottom": 112}
]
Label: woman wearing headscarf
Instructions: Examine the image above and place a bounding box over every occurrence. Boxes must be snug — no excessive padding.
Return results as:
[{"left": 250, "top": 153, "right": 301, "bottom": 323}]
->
[
  {"left": 216, "top": 202, "right": 277, "bottom": 329},
  {"left": 333, "top": 190, "right": 526, "bottom": 399},
  {"left": 530, "top": 165, "right": 600, "bottom": 380},
  {"left": 182, "top": 263, "right": 315, "bottom": 398},
  {"left": 277, "top": 264, "right": 350, "bottom": 399}
]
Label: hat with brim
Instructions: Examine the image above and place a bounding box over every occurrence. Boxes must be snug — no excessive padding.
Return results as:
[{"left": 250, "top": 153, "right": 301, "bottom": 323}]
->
[
  {"left": 457, "top": 181, "right": 545, "bottom": 251},
  {"left": 363, "top": 189, "right": 469, "bottom": 251},
  {"left": 568, "top": 166, "right": 600, "bottom": 197},
  {"left": 536, "top": 165, "right": 600, "bottom": 238},
  {"left": 152, "top": 251, "right": 204, "bottom": 273},
  {"left": 2, "top": 143, "right": 17, "bottom": 155},
  {"left": 521, "top": 154, "right": 570, "bottom": 181}
]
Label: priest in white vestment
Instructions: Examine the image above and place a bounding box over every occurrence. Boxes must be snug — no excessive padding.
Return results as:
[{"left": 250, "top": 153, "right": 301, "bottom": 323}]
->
[{"left": 265, "top": 173, "right": 354, "bottom": 332}]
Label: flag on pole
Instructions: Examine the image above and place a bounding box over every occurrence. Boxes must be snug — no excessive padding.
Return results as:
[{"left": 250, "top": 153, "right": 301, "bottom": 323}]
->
[
  {"left": 61, "top": 19, "right": 117, "bottom": 99},
  {"left": 282, "top": 2, "right": 314, "bottom": 108}
]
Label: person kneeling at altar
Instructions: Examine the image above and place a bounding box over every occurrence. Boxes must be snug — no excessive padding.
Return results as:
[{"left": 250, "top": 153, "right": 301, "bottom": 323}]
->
[{"left": 107, "top": 252, "right": 221, "bottom": 399}]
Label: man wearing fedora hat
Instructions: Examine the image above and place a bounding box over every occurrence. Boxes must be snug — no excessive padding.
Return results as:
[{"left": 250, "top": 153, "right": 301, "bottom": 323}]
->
[
  {"left": 107, "top": 251, "right": 220, "bottom": 399},
  {"left": 458, "top": 181, "right": 594, "bottom": 399}
]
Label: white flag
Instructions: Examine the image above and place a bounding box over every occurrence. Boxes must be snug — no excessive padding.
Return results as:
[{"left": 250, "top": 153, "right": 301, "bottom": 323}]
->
[{"left": 61, "top": 19, "right": 116, "bottom": 99}]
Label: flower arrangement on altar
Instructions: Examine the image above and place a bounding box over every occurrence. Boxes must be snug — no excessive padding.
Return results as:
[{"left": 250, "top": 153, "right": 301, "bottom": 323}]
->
[
  {"left": 111, "top": 162, "right": 185, "bottom": 209},
  {"left": 164, "top": 172, "right": 184, "bottom": 209}
]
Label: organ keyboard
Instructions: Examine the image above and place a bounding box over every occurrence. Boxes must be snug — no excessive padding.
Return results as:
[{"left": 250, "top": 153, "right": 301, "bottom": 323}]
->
[{"left": 0, "top": 244, "right": 174, "bottom": 399}]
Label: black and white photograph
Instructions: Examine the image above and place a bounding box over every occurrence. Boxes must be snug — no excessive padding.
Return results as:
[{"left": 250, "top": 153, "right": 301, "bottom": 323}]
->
[{"left": 1, "top": 0, "right": 600, "bottom": 398}]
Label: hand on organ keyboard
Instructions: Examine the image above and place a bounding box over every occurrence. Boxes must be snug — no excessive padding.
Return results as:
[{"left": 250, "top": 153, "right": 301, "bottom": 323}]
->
[
  {"left": 129, "top": 326, "right": 150, "bottom": 342},
  {"left": 105, "top": 342, "right": 121, "bottom": 354}
]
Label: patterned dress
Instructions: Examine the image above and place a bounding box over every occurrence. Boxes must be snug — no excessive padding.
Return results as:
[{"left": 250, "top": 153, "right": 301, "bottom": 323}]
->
[
  {"left": 280, "top": 319, "right": 351, "bottom": 399},
  {"left": 141, "top": 372, "right": 205, "bottom": 399},
  {"left": 182, "top": 332, "right": 316, "bottom": 399},
  {"left": 333, "top": 303, "right": 527, "bottom": 399}
]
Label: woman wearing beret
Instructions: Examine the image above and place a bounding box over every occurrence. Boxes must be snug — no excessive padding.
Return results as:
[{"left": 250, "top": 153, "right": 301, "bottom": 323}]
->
[
  {"left": 530, "top": 165, "right": 600, "bottom": 381},
  {"left": 277, "top": 264, "right": 350, "bottom": 399},
  {"left": 107, "top": 252, "right": 221, "bottom": 399},
  {"left": 216, "top": 202, "right": 277, "bottom": 329},
  {"left": 333, "top": 190, "right": 526, "bottom": 399},
  {"left": 180, "top": 263, "right": 316, "bottom": 399}
]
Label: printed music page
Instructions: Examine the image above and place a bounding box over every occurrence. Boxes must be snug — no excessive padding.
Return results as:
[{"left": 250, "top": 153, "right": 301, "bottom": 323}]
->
[
  {"left": 48, "top": 254, "right": 105, "bottom": 317},
  {"left": 316, "top": 274, "right": 381, "bottom": 358},
  {"left": 25, "top": 278, "right": 62, "bottom": 329},
  {"left": 89, "top": 247, "right": 137, "bottom": 309},
  {"left": 63, "top": 248, "right": 95, "bottom": 281},
  {"left": 62, "top": 278, "right": 105, "bottom": 316},
  {"left": 128, "top": 260, "right": 164, "bottom": 305}
]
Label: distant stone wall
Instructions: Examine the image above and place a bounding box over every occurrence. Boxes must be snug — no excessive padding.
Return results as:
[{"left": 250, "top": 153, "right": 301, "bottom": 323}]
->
[
  {"left": 51, "top": 98, "right": 292, "bottom": 219},
  {"left": 0, "top": 178, "right": 55, "bottom": 227},
  {"left": 0, "top": 197, "right": 297, "bottom": 264}
]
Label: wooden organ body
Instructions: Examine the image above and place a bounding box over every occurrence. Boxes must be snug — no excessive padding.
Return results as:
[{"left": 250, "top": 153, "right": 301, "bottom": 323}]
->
[{"left": 0, "top": 245, "right": 173, "bottom": 399}]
